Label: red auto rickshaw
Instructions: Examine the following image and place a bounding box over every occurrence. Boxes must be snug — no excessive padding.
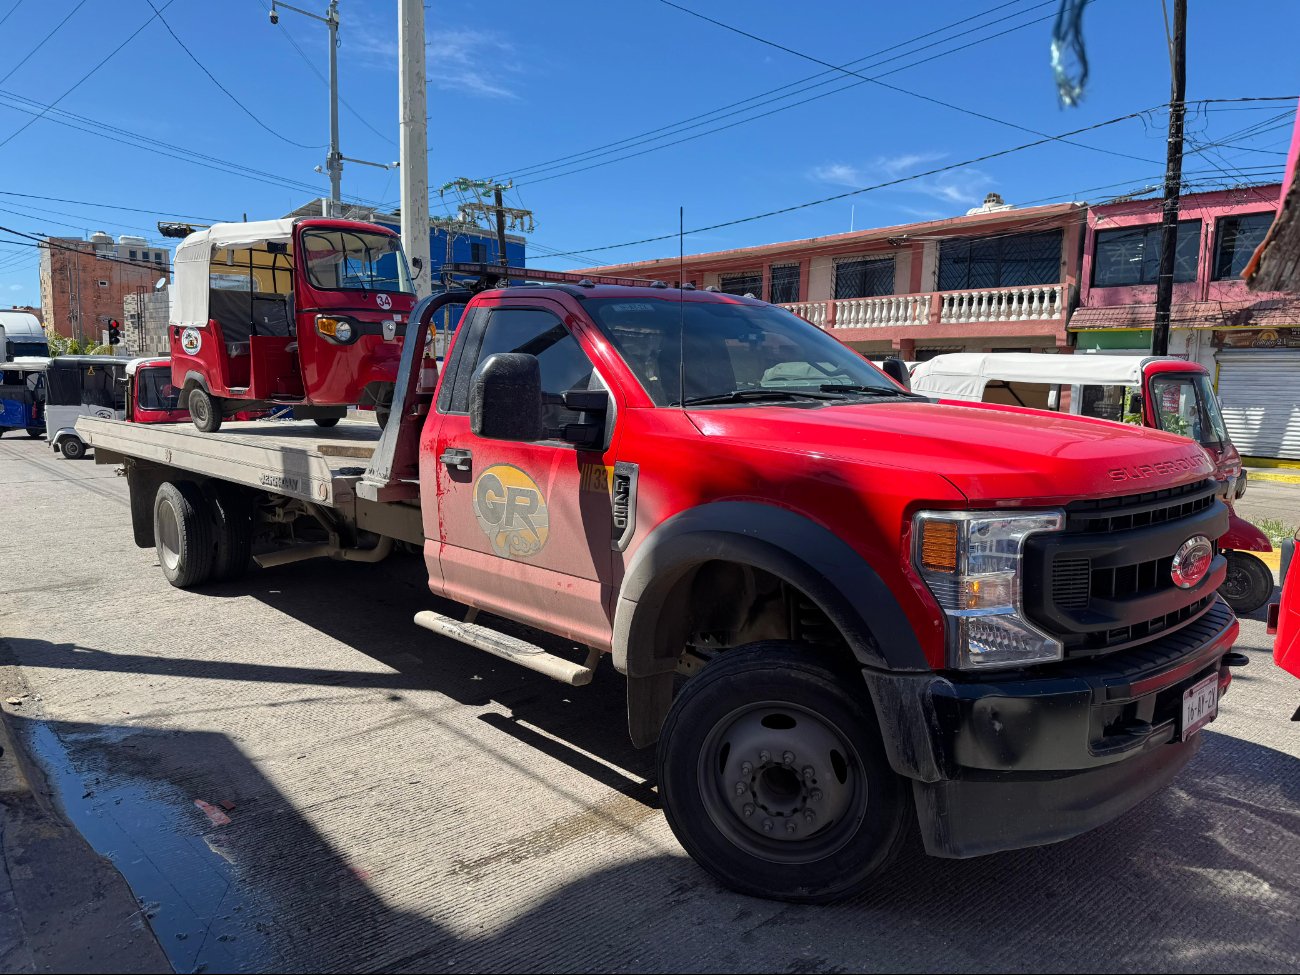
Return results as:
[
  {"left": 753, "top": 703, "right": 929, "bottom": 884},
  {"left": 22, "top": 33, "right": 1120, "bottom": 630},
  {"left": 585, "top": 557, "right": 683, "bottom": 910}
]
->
[{"left": 169, "top": 217, "right": 415, "bottom": 431}]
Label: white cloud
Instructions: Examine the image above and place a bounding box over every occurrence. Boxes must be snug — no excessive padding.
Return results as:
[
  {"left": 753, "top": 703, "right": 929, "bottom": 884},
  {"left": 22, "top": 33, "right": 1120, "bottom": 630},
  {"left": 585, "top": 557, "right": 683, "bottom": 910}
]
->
[
  {"left": 430, "top": 30, "right": 525, "bottom": 100},
  {"left": 7, "top": 284, "right": 22, "bottom": 291},
  {"left": 810, "top": 151, "right": 995, "bottom": 209}
]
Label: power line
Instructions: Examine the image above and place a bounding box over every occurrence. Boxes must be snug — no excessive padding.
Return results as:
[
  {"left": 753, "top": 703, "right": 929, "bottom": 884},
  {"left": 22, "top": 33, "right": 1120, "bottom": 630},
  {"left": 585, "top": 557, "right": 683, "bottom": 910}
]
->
[
  {"left": 0, "top": 0, "right": 91, "bottom": 85},
  {"left": 652, "top": 0, "right": 1156, "bottom": 166},
  {"left": 0, "top": 191, "right": 227, "bottom": 223},
  {"left": 0, "top": 226, "right": 175, "bottom": 273},
  {"left": 0, "top": 0, "right": 25, "bottom": 30},
  {"left": 534, "top": 106, "right": 1178, "bottom": 260},
  {"left": 0, "top": 0, "right": 181, "bottom": 151},
  {"left": 144, "top": 0, "right": 324, "bottom": 150},
  {"left": 511, "top": 8, "right": 1091, "bottom": 187},
  {"left": 487, "top": 0, "right": 1059, "bottom": 180}
]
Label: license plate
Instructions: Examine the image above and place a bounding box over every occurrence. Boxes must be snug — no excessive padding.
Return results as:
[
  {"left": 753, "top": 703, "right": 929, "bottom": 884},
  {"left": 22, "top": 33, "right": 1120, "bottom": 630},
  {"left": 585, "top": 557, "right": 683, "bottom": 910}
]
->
[{"left": 1181, "top": 673, "right": 1219, "bottom": 740}]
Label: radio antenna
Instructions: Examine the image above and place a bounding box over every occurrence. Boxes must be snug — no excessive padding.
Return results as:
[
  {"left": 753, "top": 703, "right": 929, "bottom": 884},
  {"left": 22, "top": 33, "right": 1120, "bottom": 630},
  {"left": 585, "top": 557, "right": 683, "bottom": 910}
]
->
[{"left": 678, "top": 205, "right": 686, "bottom": 414}]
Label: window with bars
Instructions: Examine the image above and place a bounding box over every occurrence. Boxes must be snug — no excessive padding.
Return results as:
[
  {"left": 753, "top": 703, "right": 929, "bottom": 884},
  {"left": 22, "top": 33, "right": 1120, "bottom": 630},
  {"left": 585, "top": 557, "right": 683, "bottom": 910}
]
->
[
  {"left": 1092, "top": 221, "right": 1201, "bottom": 287},
  {"left": 768, "top": 264, "right": 801, "bottom": 304},
  {"left": 719, "top": 271, "right": 762, "bottom": 297},
  {"left": 834, "top": 256, "right": 894, "bottom": 298},
  {"left": 938, "top": 230, "right": 1062, "bottom": 291},
  {"left": 1213, "top": 212, "right": 1273, "bottom": 280}
]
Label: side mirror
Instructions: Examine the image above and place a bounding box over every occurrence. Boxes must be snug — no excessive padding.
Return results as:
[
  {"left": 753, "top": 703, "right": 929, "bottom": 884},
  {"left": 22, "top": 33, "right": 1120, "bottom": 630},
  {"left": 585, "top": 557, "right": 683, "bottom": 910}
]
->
[
  {"left": 411, "top": 256, "right": 424, "bottom": 281},
  {"left": 881, "top": 356, "right": 911, "bottom": 390},
  {"left": 561, "top": 388, "right": 609, "bottom": 448},
  {"left": 470, "top": 353, "right": 543, "bottom": 441}
]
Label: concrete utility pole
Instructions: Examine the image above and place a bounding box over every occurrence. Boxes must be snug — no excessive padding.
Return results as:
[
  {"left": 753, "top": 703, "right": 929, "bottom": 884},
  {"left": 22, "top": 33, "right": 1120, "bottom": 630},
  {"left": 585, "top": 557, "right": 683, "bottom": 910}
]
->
[
  {"left": 1151, "top": 0, "right": 1187, "bottom": 357},
  {"left": 398, "top": 0, "right": 432, "bottom": 298}
]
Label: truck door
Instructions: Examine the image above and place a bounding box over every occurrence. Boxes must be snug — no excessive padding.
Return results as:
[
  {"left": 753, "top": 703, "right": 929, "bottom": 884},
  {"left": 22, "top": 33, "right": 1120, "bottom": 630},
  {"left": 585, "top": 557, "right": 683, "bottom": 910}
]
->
[{"left": 427, "top": 297, "right": 619, "bottom": 650}]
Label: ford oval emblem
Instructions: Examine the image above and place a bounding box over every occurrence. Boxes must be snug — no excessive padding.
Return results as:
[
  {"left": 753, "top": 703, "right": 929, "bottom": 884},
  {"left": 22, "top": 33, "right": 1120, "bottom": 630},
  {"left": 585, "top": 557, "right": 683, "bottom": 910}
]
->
[{"left": 1171, "top": 535, "right": 1213, "bottom": 589}]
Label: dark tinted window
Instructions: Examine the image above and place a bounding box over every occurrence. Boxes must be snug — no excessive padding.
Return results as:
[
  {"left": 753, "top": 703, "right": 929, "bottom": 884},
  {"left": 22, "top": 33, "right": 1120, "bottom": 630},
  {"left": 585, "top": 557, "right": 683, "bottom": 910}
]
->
[
  {"left": 719, "top": 272, "right": 761, "bottom": 297},
  {"left": 452, "top": 307, "right": 598, "bottom": 435},
  {"left": 834, "top": 257, "right": 894, "bottom": 298},
  {"left": 768, "top": 264, "right": 801, "bottom": 304},
  {"left": 1213, "top": 212, "right": 1273, "bottom": 280},
  {"left": 1093, "top": 221, "right": 1201, "bottom": 287},
  {"left": 938, "top": 230, "right": 1061, "bottom": 291}
]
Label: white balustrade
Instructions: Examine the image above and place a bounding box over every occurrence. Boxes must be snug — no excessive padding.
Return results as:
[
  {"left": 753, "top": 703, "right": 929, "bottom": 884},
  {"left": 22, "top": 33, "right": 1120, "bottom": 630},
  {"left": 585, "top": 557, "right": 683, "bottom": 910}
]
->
[
  {"left": 937, "top": 284, "right": 1063, "bottom": 324},
  {"left": 781, "top": 301, "right": 829, "bottom": 326},
  {"left": 833, "top": 295, "right": 929, "bottom": 328}
]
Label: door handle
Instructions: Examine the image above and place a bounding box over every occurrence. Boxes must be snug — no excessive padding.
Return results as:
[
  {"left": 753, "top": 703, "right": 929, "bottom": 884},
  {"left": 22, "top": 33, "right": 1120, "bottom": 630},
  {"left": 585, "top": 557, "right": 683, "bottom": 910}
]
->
[{"left": 440, "top": 447, "right": 472, "bottom": 471}]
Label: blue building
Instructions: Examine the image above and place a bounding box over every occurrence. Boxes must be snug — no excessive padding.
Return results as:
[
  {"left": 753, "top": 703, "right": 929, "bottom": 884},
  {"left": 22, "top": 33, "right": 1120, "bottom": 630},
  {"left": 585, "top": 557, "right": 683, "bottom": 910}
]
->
[{"left": 285, "top": 199, "right": 526, "bottom": 286}]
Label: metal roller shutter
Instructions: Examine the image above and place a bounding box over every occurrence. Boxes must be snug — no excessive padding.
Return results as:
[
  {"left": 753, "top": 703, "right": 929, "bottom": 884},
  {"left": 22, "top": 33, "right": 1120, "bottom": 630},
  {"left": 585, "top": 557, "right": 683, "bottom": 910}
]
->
[{"left": 1215, "top": 350, "right": 1300, "bottom": 460}]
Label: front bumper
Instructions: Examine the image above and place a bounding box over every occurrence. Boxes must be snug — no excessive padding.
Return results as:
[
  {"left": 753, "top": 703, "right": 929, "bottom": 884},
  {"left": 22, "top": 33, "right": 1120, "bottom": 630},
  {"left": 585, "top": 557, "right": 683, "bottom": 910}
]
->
[{"left": 862, "top": 597, "right": 1239, "bottom": 858}]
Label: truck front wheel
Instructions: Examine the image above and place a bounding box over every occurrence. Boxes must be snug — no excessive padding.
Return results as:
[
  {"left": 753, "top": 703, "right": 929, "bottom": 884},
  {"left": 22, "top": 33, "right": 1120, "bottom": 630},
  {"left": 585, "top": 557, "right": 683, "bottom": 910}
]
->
[
  {"left": 1221, "top": 550, "right": 1274, "bottom": 615},
  {"left": 657, "top": 642, "right": 909, "bottom": 903},
  {"left": 154, "top": 481, "right": 215, "bottom": 588}
]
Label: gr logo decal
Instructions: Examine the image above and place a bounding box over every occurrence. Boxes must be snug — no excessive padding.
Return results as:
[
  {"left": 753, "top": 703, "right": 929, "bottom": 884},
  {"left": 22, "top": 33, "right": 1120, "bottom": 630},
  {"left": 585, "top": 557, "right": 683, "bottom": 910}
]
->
[
  {"left": 473, "top": 464, "right": 549, "bottom": 558},
  {"left": 180, "top": 327, "right": 202, "bottom": 355}
]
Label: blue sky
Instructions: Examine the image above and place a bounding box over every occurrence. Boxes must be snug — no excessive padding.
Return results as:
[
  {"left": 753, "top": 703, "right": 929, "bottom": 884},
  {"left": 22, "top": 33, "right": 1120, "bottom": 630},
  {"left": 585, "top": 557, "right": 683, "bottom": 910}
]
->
[{"left": 0, "top": 0, "right": 1295, "bottom": 304}]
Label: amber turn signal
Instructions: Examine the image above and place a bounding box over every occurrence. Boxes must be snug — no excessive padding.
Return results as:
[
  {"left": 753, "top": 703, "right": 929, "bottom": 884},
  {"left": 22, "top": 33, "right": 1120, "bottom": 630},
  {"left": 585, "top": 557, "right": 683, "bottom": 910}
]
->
[{"left": 919, "top": 520, "right": 959, "bottom": 572}]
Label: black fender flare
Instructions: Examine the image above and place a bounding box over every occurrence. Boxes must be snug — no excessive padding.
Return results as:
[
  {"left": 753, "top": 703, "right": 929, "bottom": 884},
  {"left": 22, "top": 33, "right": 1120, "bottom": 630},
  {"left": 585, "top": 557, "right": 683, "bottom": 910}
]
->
[
  {"left": 614, "top": 501, "right": 928, "bottom": 746},
  {"left": 180, "top": 371, "right": 210, "bottom": 395}
]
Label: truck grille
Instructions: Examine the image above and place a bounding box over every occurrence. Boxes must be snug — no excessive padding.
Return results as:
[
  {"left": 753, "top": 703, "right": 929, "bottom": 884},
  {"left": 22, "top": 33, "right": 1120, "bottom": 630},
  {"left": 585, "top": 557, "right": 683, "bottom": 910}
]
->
[{"left": 1025, "top": 480, "right": 1227, "bottom": 656}]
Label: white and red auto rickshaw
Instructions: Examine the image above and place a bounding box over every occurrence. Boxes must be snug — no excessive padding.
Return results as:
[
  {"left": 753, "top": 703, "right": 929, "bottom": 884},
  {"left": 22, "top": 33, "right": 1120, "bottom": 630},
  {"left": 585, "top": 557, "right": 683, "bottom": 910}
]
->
[
  {"left": 169, "top": 217, "right": 415, "bottom": 431},
  {"left": 910, "top": 352, "right": 1276, "bottom": 614}
]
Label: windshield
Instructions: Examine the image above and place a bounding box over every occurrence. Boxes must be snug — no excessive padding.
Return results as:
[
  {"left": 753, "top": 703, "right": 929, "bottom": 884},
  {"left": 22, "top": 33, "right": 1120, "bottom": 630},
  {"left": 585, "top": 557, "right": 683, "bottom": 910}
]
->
[
  {"left": 300, "top": 229, "right": 413, "bottom": 294},
  {"left": 137, "top": 367, "right": 183, "bottom": 412},
  {"left": 1149, "top": 372, "right": 1229, "bottom": 447},
  {"left": 583, "top": 297, "right": 902, "bottom": 406}
]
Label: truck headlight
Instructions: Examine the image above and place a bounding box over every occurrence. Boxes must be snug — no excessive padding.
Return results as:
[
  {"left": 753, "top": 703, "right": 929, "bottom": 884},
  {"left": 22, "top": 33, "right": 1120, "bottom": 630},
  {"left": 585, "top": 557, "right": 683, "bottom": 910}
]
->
[{"left": 913, "top": 510, "right": 1065, "bottom": 670}]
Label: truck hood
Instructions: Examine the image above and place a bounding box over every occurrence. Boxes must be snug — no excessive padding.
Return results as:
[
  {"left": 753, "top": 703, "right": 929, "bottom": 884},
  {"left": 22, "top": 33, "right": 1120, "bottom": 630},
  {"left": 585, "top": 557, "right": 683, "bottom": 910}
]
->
[{"left": 687, "top": 400, "right": 1215, "bottom": 503}]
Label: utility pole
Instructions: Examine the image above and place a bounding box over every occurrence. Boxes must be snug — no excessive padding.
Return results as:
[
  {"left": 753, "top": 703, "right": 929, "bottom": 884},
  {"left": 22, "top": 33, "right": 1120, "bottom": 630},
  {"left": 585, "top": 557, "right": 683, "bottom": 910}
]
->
[
  {"left": 493, "top": 186, "right": 508, "bottom": 269},
  {"left": 398, "top": 0, "right": 431, "bottom": 298},
  {"left": 272, "top": 0, "right": 388, "bottom": 217},
  {"left": 1151, "top": 0, "right": 1187, "bottom": 357}
]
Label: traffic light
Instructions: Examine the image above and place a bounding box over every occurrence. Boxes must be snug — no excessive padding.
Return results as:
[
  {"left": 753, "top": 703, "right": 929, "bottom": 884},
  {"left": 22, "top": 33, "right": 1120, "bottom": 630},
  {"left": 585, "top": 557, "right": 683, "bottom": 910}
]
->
[{"left": 108, "top": 320, "right": 121, "bottom": 345}]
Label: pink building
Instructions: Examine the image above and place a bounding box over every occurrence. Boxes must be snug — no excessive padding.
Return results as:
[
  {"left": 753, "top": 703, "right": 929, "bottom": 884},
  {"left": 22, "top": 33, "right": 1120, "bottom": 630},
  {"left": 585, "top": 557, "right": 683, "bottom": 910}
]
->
[
  {"left": 1070, "top": 184, "right": 1300, "bottom": 460},
  {"left": 585, "top": 194, "right": 1085, "bottom": 359}
]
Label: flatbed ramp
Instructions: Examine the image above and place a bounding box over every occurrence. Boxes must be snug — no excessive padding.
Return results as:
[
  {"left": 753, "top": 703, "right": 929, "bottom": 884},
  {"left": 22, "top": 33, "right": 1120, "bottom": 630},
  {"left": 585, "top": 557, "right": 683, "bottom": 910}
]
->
[{"left": 78, "top": 414, "right": 424, "bottom": 542}]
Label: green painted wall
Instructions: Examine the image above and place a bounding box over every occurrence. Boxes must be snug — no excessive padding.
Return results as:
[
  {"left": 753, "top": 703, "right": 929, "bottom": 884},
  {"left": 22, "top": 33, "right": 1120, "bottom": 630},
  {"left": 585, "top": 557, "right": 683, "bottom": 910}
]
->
[{"left": 1074, "top": 330, "right": 1151, "bottom": 350}]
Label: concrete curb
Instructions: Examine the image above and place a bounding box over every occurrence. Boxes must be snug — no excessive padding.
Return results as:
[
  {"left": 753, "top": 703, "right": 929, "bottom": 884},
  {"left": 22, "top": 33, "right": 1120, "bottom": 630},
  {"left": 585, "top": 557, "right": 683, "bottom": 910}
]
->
[
  {"left": 0, "top": 705, "right": 32, "bottom": 798},
  {"left": 1248, "top": 470, "right": 1300, "bottom": 485}
]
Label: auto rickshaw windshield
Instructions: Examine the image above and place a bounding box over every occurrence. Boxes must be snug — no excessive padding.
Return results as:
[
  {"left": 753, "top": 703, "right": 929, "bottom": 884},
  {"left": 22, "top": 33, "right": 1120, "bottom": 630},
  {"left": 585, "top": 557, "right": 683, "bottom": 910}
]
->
[
  {"left": 1149, "top": 372, "right": 1230, "bottom": 447},
  {"left": 300, "top": 229, "right": 413, "bottom": 294}
]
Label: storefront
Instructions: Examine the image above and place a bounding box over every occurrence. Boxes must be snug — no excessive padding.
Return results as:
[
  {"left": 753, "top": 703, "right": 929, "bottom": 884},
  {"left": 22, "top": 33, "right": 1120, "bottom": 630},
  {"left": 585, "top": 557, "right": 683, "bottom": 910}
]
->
[{"left": 1213, "top": 328, "right": 1300, "bottom": 461}]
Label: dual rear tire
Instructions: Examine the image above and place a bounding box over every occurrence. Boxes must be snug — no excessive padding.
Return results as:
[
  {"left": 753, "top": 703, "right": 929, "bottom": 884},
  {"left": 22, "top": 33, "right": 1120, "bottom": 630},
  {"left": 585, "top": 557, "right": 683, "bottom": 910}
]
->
[{"left": 153, "top": 480, "right": 253, "bottom": 588}]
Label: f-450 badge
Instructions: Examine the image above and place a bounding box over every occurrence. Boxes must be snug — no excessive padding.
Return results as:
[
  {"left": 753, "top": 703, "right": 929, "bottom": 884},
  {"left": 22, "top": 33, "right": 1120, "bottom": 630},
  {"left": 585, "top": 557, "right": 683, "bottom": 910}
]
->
[{"left": 473, "top": 464, "right": 549, "bottom": 558}]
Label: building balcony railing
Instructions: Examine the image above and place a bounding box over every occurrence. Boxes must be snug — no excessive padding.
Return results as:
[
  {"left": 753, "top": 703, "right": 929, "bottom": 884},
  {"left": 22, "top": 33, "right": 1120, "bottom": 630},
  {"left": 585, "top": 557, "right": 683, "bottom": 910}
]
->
[{"left": 782, "top": 283, "right": 1067, "bottom": 330}]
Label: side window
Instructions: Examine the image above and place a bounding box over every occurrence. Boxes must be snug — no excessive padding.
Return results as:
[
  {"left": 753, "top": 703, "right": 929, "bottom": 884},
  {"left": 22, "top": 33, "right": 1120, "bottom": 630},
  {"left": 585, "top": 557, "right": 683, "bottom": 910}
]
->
[{"left": 451, "top": 306, "right": 599, "bottom": 438}]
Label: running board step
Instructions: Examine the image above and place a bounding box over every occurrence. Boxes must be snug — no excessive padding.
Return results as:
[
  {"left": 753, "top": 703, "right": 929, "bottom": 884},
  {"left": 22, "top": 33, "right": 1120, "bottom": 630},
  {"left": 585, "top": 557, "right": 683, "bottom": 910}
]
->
[{"left": 413, "top": 610, "right": 598, "bottom": 686}]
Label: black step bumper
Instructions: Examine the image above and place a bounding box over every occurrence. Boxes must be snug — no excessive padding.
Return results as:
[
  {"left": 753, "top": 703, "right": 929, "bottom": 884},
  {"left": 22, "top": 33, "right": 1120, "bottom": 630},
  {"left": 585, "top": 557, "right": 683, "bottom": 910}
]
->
[{"left": 861, "top": 597, "right": 1239, "bottom": 858}]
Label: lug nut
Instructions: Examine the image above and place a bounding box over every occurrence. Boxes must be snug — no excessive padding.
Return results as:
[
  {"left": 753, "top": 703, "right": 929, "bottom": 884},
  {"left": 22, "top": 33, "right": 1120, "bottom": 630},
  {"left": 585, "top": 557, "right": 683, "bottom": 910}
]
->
[
  {"left": 804, "top": 810, "right": 816, "bottom": 824},
  {"left": 782, "top": 751, "right": 795, "bottom": 765},
  {"left": 740, "top": 762, "right": 753, "bottom": 776},
  {"left": 810, "top": 789, "right": 822, "bottom": 802},
  {"left": 802, "top": 766, "right": 815, "bottom": 781},
  {"left": 743, "top": 803, "right": 755, "bottom": 817},
  {"left": 786, "top": 821, "right": 798, "bottom": 834},
  {"left": 762, "top": 818, "right": 774, "bottom": 833},
  {"left": 759, "top": 750, "right": 771, "bottom": 764},
  {"left": 734, "top": 782, "right": 747, "bottom": 796}
]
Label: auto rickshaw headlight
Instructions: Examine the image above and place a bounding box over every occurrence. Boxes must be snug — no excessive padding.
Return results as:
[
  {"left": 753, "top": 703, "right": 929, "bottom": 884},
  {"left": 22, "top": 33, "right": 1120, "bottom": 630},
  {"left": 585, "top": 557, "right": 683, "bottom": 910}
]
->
[{"left": 316, "top": 315, "right": 356, "bottom": 344}]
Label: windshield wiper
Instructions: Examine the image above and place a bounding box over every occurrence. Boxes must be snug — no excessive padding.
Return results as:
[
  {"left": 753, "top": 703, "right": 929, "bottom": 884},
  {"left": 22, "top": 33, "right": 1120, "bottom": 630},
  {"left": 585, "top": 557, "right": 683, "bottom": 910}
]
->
[
  {"left": 818, "top": 383, "right": 918, "bottom": 398},
  {"left": 676, "top": 389, "right": 834, "bottom": 406}
]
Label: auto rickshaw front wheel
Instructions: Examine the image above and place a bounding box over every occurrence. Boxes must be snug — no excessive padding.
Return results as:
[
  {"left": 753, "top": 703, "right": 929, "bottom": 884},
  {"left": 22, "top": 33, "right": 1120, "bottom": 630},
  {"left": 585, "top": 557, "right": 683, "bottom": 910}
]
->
[
  {"left": 25, "top": 428, "right": 42, "bottom": 439},
  {"left": 189, "top": 387, "right": 223, "bottom": 433},
  {"left": 314, "top": 417, "right": 340, "bottom": 428},
  {"left": 1220, "top": 550, "right": 1274, "bottom": 616},
  {"left": 59, "top": 437, "right": 86, "bottom": 460}
]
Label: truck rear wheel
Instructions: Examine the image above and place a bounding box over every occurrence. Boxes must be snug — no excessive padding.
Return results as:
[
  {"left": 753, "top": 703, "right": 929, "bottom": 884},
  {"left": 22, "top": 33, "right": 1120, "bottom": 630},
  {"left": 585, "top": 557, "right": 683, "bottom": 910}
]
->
[
  {"left": 1221, "top": 550, "right": 1274, "bottom": 615},
  {"left": 188, "top": 387, "right": 222, "bottom": 433},
  {"left": 657, "top": 641, "right": 909, "bottom": 903},
  {"left": 209, "top": 483, "right": 253, "bottom": 582},
  {"left": 154, "top": 481, "right": 215, "bottom": 588}
]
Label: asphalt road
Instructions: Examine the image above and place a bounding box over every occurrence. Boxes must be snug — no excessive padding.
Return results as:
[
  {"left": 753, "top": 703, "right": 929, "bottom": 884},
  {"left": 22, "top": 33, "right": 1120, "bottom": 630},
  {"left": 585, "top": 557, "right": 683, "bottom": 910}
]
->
[{"left": 0, "top": 433, "right": 1297, "bottom": 974}]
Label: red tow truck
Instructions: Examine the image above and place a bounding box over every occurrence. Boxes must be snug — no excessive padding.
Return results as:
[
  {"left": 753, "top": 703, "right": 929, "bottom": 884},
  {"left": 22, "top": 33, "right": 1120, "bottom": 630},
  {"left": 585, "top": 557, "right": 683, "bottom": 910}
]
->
[{"left": 79, "top": 265, "right": 1245, "bottom": 902}]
